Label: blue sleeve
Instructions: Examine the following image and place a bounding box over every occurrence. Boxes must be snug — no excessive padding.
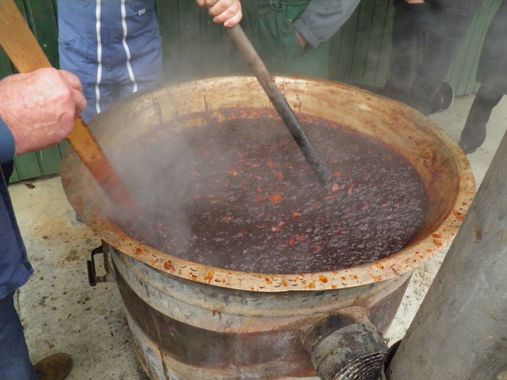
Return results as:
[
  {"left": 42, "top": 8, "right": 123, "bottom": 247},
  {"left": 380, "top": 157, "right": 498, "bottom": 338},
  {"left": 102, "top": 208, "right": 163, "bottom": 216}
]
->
[
  {"left": 294, "top": 0, "right": 361, "bottom": 48},
  {"left": 0, "top": 119, "right": 15, "bottom": 164}
]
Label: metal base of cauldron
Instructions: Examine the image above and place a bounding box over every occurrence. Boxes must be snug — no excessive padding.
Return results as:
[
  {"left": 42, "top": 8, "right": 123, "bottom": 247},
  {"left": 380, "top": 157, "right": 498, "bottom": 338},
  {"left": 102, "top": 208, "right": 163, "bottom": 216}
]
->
[
  {"left": 110, "top": 248, "right": 410, "bottom": 380},
  {"left": 127, "top": 313, "right": 314, "bottom": 379}
]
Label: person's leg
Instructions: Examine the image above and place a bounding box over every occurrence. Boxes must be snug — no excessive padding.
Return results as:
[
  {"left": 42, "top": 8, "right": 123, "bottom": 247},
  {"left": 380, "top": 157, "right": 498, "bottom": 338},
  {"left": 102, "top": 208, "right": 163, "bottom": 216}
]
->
[
  {"left": 383, "top": 0, "right": 429, "bottom": 103},
  {"left": 1, "top": 161, "right": 14, "bottom": 184},
  {"left": 409, "top": 10, "right": 474, "bottom": 114},
  {"left": 0, "top": 292, "right": 38, "bottom": 380},
  {"left": 459, "top": 85, "right": 503, "bottom": 154}
]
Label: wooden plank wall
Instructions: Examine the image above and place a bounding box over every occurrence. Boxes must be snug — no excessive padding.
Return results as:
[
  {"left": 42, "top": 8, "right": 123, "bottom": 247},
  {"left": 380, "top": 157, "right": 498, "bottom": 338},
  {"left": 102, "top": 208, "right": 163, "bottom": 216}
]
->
[{"left": 0, "top": 0, "right": 502, "bottom": 182}]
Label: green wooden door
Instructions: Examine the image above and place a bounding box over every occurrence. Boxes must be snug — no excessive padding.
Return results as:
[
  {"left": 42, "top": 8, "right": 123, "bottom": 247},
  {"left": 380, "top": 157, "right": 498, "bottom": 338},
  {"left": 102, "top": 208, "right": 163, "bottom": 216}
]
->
[{"left": 0, "top": 0, "right": 502, "bottom": 183}]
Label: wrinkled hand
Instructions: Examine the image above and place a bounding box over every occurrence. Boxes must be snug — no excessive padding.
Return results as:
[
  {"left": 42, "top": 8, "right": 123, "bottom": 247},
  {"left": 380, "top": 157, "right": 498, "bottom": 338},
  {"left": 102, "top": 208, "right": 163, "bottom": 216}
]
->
[
  {"left": 0, "top": 68, "right": 86, "bottom": 155},
  {"left": 196, "top": 0, "right": 242, "bottom": 28}
]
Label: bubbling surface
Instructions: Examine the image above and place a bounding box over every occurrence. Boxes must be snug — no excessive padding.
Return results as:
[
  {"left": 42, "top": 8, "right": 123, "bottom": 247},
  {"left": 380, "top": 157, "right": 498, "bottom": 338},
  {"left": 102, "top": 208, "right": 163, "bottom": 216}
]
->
[{"left": 116, "top": 115, "right": 428, "bottom": 274}]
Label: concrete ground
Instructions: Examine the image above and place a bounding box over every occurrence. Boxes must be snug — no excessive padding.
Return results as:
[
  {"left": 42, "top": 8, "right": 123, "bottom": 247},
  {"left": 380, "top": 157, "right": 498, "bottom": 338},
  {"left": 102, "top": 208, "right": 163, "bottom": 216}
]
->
[{"left": 9, "top": 96, "right": 507, "bottom": 379}]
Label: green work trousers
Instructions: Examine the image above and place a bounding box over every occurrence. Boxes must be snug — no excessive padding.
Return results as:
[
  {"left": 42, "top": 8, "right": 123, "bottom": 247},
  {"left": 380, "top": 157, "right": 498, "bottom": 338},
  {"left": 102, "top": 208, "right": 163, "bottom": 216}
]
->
[{"left": 239, "top": 0, "right": 331, "bottom": 79}]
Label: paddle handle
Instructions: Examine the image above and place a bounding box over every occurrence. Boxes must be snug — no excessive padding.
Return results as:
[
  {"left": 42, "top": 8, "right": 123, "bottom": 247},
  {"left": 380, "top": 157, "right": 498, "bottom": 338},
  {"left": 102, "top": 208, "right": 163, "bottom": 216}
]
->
[{"left": 226, "top": 25, "right": 332, "bottom": 186}]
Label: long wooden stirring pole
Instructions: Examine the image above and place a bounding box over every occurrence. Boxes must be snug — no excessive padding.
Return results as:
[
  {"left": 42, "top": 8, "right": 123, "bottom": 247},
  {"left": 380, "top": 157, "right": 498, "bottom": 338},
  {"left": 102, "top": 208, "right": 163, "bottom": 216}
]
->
[
  {"left": 227, "top": 25, "right": 332, "bottom": 186},
  {"left": 0, "top": 0, "right": 138, "bottom": 211}
]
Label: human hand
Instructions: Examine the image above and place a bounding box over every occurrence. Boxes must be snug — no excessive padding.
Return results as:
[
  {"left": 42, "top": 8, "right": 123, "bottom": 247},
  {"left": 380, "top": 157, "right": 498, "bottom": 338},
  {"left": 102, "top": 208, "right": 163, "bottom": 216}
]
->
[
  {"left": 196, "top": 0, "right": 242, "bottom": 28},
  {"left": 296, "top": 31, "right": 307, "bottom": 48},
  {"left": 0, "top": 68, "right": 86, "bottom": 155}
]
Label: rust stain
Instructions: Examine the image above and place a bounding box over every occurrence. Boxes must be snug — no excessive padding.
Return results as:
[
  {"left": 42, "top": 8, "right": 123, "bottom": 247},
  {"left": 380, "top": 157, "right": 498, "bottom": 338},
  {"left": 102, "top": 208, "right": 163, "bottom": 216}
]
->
[
  {"left": 204, "top": 271, "right": 214, "bottom": 283},
  {"left": 265, "top": 277, "right": 273, "bottom": 284},
  {"left": 319, "top": 276, "right": 328, "bottom": 283},
  {"left": 281, "top": 279, "right": 288, "bottom": 287},
  {"left": 432, "top": 239, "right": 443, "bottom": 247},
  {"left": 331, "top": 285, "right": 337, "bottom": 289},
  {"left": 453, "top": 210, "right": 465, "bottom": 221},
  {"left": 212, "top": 310, "right": 222, "bottom": 317},
  {"left": 431, "top": 233, "right": 442, "bottom": 239},
  {"left": 308, "top": 283, "right": 316, "bottom": 289},
  {"left": 163, "top": 260, "right": 174, "bottom": 271}
]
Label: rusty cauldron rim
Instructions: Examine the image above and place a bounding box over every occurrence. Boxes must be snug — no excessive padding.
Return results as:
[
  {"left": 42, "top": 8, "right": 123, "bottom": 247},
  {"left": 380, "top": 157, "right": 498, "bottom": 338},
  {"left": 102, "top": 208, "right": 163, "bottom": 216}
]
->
[{"left": 61, "top": 76, "right": 476, "bottom": 293}]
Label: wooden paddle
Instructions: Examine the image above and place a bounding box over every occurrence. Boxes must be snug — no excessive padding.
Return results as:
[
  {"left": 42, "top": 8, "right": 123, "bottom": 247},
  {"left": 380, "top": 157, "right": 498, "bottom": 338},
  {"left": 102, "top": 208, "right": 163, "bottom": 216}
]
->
[
  {"left": 226, "top": 25, "right": 332, "bottom": 186},
  {"left": 0, "top": 0, "right": 138, "bottom": 211}
]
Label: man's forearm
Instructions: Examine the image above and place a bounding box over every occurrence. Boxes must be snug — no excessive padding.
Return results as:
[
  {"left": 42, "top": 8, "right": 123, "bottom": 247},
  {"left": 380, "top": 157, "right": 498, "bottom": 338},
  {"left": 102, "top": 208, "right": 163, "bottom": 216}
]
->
[{"left": 294, "top": 0, "right": 361, "bottom": 48}]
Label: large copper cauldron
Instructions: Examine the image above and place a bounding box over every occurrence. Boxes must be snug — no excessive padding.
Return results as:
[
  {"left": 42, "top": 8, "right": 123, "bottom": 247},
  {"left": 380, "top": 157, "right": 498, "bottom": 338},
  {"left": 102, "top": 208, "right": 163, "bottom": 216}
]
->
[{"left": 62, "top": 77, "right": 475, "bottom": 379}]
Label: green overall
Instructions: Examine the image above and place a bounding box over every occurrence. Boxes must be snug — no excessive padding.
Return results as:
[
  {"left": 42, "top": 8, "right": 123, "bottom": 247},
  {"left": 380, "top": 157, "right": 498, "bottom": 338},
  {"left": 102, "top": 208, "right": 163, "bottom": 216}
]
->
[{"left": 241, "top": 0, "right": 331, "bottom": 79}]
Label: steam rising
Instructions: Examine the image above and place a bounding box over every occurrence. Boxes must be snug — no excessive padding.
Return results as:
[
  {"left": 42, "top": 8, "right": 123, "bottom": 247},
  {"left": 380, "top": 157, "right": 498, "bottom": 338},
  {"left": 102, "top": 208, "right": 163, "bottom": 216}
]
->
[{"left": 108, "top": 120, "right": 236, "bottom": 254}]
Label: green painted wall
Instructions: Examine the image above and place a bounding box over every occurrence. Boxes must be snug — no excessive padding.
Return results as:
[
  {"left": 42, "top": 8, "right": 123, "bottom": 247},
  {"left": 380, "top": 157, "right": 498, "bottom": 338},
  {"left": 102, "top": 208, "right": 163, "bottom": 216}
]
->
[{"left": 0, "top": 0, "right": 502, "bottom": 183}]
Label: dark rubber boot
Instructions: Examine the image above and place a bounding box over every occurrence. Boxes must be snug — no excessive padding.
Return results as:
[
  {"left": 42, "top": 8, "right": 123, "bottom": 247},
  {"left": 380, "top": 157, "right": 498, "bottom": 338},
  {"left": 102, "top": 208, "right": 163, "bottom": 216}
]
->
[
  {"left": 431, "top": 81, "right": 454, "bottom": 113},
  {"left": 34, "top": 353, "right": 73, "bottom": 380},
  {"left": 459, "top": 85, "right": 503, "bottom": 154},
  {"left": 459, "top": 125, "right": 487, "bottom": 154}
]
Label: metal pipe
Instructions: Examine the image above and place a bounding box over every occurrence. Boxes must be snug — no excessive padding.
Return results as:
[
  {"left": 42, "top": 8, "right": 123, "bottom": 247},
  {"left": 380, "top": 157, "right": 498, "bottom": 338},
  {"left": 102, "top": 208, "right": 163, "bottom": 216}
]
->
[
  {"left": 302, "top": 307, "right": 387, "bottom": 380},
  {"left": 387, "top": 131, "right": 507, "bottom": 379}
]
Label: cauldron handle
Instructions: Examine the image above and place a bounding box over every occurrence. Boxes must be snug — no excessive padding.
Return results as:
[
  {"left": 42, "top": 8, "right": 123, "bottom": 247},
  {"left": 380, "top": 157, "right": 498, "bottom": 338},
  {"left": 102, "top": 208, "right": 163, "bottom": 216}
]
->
[
  {"left": 226, "top": 25, "right": 332, "bottom": 186},
  {"left": 302, "top": 306, "right": 388, "bottom": 380},
  {"left": 87, "top": 243, "right": 114, "bottom": 287}
]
